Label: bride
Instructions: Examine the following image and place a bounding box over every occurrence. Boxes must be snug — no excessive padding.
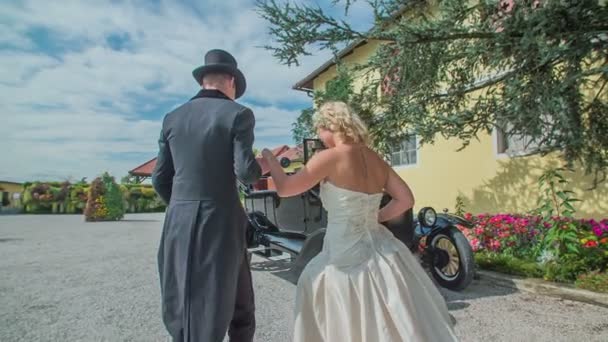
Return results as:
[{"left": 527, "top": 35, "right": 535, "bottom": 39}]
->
[{"left": 261, "top": 101, "right": 458, "bottom": 342}]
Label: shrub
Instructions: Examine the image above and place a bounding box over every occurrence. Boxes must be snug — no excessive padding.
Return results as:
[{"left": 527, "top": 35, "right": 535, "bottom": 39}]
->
[
  {"left": 141, "top": 187, "right": 156, "bottom": 199},
  {"left": 543, "top": 257, "right": 592, "bottom": 283},
  {"left": 84, "top": 172, "right": 125, "bottom": 222},
  {"left": 68, "top": 184, "right": 89, "bottom": 213},
  {"left": 461, "top": 214, "right": 607, "bottom": 256},
  {"left": 460, "top": 213, "right": 548, "bottom": 258},
  {"left": 55, "top": 182, "right": 70, "bottom": 202},
  {"left": 21, "top": 178, "right": 164, "bottom": 215},
  {"left": 23, "top": 182, "right": 53, "bottom": 213},
  {"left": 575, "top": 272, "right": 608, "bottom": 293},
  {"left": 460, "top": 213, "right": 608, "bottom": 286},
  {"left": 457, "top": 169, "right": 608, "bottom": 290},
  {"left": 102, "top": 173, "right": 125, "bottom": 220},
  {"left": 475, "top": 252, "right": 544, "bottom": 278}
]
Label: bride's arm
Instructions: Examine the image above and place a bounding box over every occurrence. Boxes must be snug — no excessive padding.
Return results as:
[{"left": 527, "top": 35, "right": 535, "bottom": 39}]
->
[
  {"left": 378, "top": 166, "right": 415, "bottom": 223},
  {"left": 262, "top": 148, "right": 332, "bottom": 197}
]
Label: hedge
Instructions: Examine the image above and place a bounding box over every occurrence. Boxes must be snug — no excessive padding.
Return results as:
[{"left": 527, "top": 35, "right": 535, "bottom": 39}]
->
[{"left": 21, "top": 176, "right": 165, "bottom": 214}]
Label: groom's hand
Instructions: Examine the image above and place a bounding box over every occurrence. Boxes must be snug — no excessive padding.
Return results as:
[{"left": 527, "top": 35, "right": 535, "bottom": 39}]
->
[{"left": 261, "top": 148, "right": 274, "bottom": 160}]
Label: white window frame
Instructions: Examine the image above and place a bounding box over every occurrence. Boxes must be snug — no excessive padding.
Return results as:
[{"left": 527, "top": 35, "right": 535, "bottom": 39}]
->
[
  {"left": 390, "top": 134, "right": 420, "bottom": 170},
  {"left": 493, "top": 126, "right": 539, "bottom": 158}
]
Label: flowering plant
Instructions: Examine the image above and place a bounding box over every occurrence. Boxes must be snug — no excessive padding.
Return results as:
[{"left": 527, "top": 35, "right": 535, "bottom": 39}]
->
[
  {"left": 460, "top": 213, "right": 608, "bottom": 254},
  {"left": 84, "top": 172, "right": 124, "bottom": 222},
  {"left": 460, "top": 167, "right": 607, "bottom": 285},
  {"left": 459, "top": 213, "right": 608, "bottom": 282}
]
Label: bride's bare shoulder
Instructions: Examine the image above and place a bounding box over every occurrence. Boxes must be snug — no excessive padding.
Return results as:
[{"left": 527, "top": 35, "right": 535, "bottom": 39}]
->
[
  {"left": 306, "top": 147, "right": 340, "bottom": 166},
  {"left": 314, "top": 147, "right": 341, "bottom": 159}
]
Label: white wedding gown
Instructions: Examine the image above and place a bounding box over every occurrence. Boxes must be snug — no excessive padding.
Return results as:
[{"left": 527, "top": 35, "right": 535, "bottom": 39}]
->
[{"left": 292, "top": 181, "right": 459, "bottom": 342}]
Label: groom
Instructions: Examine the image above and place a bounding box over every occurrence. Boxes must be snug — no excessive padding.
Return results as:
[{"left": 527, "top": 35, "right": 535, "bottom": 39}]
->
[{"left": 152, "top": 49, "right": 264, "bottom": 342}]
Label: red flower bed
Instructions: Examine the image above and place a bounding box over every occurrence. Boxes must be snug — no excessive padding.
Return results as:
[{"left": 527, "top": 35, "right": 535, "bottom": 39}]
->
[
  {"left": 460, "top": 213, "right": 608, "bottom": 255},
  {"left": 458, "top": 213, "right": 608, "bottom": 283}
]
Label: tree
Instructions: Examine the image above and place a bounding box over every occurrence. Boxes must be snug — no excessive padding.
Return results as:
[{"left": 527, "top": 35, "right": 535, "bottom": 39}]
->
[
  {"left": 292, "top": 107, "right": 316, "bottom": 144},
  {"left": 121, "top": 174, "right": 137, "bottom": 184},
  {"left": 257, "top": 0, "right": 608, "bottom": 185},
  {"left": 291, "top": 67, "right": 378, "bottom": 144}
]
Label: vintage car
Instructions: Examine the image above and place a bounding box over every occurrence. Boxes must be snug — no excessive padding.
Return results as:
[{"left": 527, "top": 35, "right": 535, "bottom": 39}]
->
[{"left": 242, "top": 139, "right": 475, "bottom": 291}]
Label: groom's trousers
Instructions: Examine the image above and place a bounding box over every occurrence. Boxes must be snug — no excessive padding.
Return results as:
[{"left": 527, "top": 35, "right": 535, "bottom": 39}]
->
[
  {"left": 158, "top": 199, "right": 255, "bottom": 342},
  {"left": 227, "top": 251, "right": 256, "bottom": 342}
]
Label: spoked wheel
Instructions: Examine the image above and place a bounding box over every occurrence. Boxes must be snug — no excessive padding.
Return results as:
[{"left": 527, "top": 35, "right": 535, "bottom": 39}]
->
[{"left": 429, "top": 227, "right": 474, "bottom": 291}]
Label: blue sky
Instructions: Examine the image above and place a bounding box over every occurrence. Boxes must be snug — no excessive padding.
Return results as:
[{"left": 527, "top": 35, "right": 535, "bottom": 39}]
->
[{"left": 0, "top": 0, "right": 373, "bottom": 182}]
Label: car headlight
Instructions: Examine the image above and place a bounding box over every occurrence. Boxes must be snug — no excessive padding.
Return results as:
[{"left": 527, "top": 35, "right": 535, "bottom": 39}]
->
[{"left": 418, "top": 207, "right": 437, "bottom": 227}]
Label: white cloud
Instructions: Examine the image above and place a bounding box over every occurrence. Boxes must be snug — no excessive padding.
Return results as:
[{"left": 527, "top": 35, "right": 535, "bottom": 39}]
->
[
  {"left": 249, "top": 105, "right": 302, "bottom": 140},
  {"left": 0, "top": 0, "right": 350, "bottom": 182}
]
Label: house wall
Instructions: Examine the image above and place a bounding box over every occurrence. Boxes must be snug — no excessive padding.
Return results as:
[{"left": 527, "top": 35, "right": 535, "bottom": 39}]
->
[{"left": 395, "top": 130, "right": 608, "bottom": 219}]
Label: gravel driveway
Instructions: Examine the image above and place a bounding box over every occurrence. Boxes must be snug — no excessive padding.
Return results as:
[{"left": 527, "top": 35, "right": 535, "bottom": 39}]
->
[{"left": 1, "top": 214, "right": 607, "bottom": 341}]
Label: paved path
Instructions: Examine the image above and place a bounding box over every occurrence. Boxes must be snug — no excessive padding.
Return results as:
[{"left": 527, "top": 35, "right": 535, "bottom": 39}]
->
[{"left": 1, "top": 214, "right": 607, "bottom": 341}]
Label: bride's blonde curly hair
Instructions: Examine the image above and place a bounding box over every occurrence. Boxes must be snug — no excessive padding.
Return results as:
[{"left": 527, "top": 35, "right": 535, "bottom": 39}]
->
[{"left": 313, "top": 101, "right": 369, "bottom": 145}]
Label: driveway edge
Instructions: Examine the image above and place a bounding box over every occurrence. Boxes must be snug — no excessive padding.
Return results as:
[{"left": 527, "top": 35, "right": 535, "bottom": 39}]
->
[{"left": 477, "top": 270, "right": 608, "bottom": 308}]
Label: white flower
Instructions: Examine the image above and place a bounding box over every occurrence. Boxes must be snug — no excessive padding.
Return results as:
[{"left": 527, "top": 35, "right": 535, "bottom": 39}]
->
[{"left": 537, "top": 249, "right": 556, "bottom": 265}]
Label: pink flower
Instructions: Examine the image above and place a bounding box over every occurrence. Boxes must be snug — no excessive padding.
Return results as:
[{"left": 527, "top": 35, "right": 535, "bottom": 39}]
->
[
  {"left": 515, "top": 226, "right": 527, "bottom": 234},
  {"left": 593, "top": 226, "right": 603, "bottom": 237},
  {"left": 474, "top": 227, "right": 484, "bottom": 236},
  {"left": 489, "top": 239, "right": 502, "bottom": 251},
  {"left": 498, "top": 231, "right": 511, "bottom": 239},
  {"left": 470, "top": 238, "right": 481, "bottom": 252},
  {"left": 499, "top": 0, "right": 515, "bottom": 13}
]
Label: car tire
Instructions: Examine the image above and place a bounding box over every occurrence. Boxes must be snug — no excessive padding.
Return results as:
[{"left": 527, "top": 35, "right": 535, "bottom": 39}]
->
[{"left": 429, "top": 227, "right": 475, "bottom": 291}]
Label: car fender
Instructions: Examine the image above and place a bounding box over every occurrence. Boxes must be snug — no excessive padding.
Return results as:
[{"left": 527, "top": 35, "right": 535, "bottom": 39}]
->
[{"left": 290, "top": 228, "right": 326, "bottom": 279}]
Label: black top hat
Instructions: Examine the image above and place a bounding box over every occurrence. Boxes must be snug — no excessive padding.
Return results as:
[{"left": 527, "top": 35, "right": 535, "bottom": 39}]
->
[{"left": 192, "top": 49, "right": 247, "bottom": 99}]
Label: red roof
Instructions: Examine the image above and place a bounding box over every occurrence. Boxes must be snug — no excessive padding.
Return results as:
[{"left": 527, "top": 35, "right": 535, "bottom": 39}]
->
[
  {"left": 277, "top": 146, "right": 303, "bottom": 162},
  {"left": 130, "top": 145, "right": 302, "bottom": 178},
  {"left": 259, "top": 145, "right": 290, "bottom": 158},
  {"left": 255, "top": 145, "right": 303, "bottom": 176},
  {"left": 129, "top": 158, "right": 157, "bottom": 177}
]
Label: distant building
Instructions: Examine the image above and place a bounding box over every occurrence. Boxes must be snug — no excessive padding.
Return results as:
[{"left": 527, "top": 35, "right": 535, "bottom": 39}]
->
[
  {"left": 256, "top": 145, "right": 304, "bottom": 175},
  {"left": 0, "top": 181, "right": 24, "bottom": 210},
  {"left": 130, "top": 145, "right": 304, "bottom": 188},
  {"left": 128, "top": 158, "right": 157, "bottom": 183},
  {"left": 253, "top": 145, "right": 304, "bottom": 191}
]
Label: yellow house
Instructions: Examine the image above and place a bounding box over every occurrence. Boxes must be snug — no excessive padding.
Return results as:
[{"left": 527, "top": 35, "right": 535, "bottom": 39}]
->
[
  {"left": 292, "top": 18, "right": 607, "bottom": 219},
  {"left": 0, "top": 181, "right": 24, "bottom": 210}
]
